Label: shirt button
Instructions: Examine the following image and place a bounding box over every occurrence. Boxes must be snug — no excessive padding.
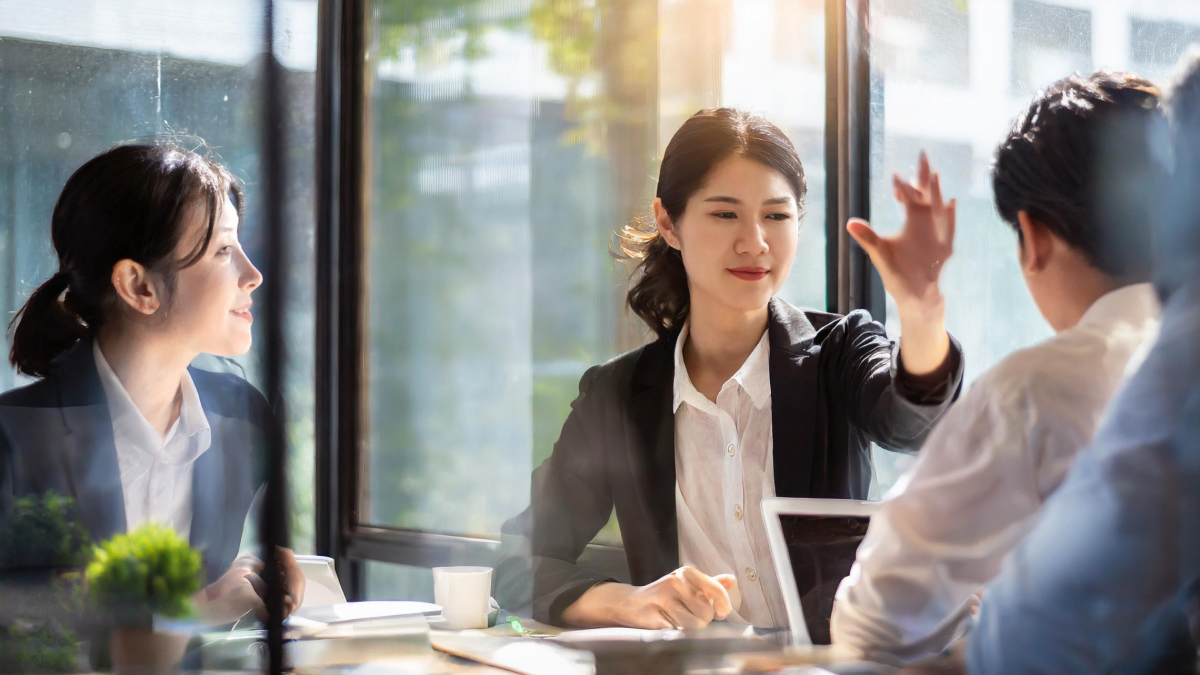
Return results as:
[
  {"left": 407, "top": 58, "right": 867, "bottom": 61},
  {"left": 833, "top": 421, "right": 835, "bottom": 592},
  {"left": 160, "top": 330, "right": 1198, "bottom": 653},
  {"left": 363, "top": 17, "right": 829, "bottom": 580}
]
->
[
  {"left": 733, "top": 503, "right": 743, "bottom": 520},
  {"left": 726, "top": 444, "right": 735, "bottom": 457},
  {"left": 745, "top": 567, "right": 757, "bottom": 582}
]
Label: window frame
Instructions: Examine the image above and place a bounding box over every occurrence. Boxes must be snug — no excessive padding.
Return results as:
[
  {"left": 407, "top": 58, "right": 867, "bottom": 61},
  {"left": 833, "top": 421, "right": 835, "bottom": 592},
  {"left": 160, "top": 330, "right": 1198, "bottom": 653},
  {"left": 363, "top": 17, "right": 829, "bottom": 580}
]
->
[{"left": 313, "top": 0, "right": 879, "bottom": 598}]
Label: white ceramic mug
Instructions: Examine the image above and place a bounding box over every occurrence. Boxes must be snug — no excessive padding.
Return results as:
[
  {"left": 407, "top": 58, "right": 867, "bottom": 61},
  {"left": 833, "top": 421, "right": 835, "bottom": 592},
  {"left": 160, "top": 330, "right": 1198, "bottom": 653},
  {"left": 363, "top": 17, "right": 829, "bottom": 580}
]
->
[{"left": 432, "top": 566, "right": 493, "bottom": 630}]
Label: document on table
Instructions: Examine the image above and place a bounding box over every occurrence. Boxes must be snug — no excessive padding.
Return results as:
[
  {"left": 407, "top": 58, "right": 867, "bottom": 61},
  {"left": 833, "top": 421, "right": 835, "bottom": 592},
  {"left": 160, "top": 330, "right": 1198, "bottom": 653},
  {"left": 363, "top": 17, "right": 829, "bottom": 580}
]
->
[
  {"left": 430, "top": 632, "right": 595, "bottom": 675},
  {"left": 553, "top": 623, "right": 761, "bottom": 643}
]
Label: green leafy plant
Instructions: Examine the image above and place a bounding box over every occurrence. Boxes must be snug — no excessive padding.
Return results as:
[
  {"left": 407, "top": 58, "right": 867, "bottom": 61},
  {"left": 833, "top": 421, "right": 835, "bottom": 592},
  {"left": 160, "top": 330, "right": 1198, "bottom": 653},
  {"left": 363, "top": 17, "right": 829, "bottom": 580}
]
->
[
  {"left": 0, "top": 492, "right": 91, "bottom": 570},
  {"left": 0, "top": 493, "right": 89, "bottom": 673},
  {"left": 0, "top": 620, "right": 79, "bottom": 674},
  {"left": 85, "top": 524, "right": 202, "bottom": 621}
]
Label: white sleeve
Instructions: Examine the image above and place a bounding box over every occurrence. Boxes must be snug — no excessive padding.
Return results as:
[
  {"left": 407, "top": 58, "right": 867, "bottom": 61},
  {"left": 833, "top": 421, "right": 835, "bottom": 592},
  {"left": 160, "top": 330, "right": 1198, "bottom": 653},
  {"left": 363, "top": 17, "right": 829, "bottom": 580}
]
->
[{"left": 831, "top": 378, "right": 1072, "bottom": 661}]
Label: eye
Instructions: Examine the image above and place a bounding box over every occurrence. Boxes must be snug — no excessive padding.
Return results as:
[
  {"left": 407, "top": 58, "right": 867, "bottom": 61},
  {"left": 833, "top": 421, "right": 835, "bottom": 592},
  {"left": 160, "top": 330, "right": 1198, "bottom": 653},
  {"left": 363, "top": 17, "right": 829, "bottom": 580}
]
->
[
  {"left": 711, "top": 211, "right": 737, "bottom": 220},
  {"left": 766, "top": 212, "right": 793, "bottom": 221},
  {"left": 216, "top": 245, "right": 233, "bottom": 257}
]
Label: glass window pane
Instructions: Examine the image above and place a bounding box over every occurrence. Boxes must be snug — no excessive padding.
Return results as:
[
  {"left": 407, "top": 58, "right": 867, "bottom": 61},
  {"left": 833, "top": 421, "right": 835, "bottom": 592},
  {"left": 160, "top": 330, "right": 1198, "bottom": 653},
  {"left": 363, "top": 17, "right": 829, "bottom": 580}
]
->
[
  {"left": 365, "top": 560, "right": 436, "bottom": 603},
  {"left": 1011, "top": 0, "right": 1092, "bottom": 94},
  {"left": 0, "top": 0, "right": 317, "bottom": 546},
  {"left": 868, "top": 0, "right": 1200, "bottom": 494},
  {"left": 363, "top": 0, "right": 826, "bottom": 543},
  {"left": 0, "top": 0, "right": 317, "bottom": 664}
]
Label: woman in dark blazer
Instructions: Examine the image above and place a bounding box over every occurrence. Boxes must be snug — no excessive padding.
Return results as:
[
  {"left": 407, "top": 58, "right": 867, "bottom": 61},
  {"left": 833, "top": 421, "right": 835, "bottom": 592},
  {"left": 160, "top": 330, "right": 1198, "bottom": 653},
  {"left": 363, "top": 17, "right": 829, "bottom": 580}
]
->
[
  {"left": 0, "top": 142, "right": 300, "bottom": 622},
  {"left": 497, "top": 109, "right": 963, "bottom": 629}
]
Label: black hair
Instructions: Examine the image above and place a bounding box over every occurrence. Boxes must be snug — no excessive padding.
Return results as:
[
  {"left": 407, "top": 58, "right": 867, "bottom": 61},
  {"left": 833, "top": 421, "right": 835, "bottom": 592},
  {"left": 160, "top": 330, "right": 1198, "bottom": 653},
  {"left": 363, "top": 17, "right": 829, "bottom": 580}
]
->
[
  {"left": 9, "top": 141, "right": 243, "bottom": 377},
  {"left": 616, "top": 108, "right": 807, "bottom": 340},
  {"left": 992, "top": 71, "right": 1164, "bottom": 280}
]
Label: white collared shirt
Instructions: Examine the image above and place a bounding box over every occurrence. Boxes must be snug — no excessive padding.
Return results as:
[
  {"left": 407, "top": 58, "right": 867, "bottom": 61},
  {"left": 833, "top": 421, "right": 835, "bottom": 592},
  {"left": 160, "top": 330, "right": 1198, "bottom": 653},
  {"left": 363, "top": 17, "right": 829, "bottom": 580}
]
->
[
  {"left": 831, "top": 283, "right": 1162, "bottom": 660},
  {"left": 93, "top": 341, "right": 212, "bottom": 540},
  {"left": 673, "top": 321, "right": 785, "bottom": 627}
]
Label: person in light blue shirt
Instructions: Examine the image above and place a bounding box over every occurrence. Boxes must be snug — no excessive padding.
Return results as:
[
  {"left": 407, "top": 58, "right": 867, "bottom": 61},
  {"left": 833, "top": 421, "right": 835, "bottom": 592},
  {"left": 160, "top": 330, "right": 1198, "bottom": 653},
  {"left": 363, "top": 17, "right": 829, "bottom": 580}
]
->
[{"left": 966, "top": 52, "right": 1200, "bottom": 675}]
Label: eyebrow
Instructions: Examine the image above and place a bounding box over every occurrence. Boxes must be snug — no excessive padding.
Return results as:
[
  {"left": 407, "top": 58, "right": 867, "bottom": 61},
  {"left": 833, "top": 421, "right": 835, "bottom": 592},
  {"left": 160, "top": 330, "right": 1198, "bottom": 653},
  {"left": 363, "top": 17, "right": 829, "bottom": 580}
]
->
[{"left": 703, "top": 195, "right": 794, "bottom": 206}]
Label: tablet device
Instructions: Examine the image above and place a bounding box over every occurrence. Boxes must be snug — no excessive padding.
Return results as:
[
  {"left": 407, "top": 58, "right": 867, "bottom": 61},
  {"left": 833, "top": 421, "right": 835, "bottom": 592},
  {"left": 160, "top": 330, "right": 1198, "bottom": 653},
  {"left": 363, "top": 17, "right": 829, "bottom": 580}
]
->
[{"left": 761, "top": 497, "right": 879, "bottom": 646}]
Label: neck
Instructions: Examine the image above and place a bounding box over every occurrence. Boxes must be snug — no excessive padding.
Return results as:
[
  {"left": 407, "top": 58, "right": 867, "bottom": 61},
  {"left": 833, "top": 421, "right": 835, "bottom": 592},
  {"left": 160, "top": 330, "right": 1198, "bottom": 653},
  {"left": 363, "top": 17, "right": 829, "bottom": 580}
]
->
[
  {"left": 95, "top": 323, "right": 195, "bottom": 438},
  {"left": 682, "top": 293, "right": 770, "bottom": 388},
  {"left": 1052, "top": 265, "right": 1125, "bottom": 332}
]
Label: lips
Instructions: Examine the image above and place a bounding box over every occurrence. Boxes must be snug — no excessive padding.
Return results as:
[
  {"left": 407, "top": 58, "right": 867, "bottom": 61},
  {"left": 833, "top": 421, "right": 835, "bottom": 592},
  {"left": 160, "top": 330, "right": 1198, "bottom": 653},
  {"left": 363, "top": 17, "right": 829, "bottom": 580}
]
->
[
  {"left": 231, "top": 302, "right": 253, "bottom": 322},
  {"left": 728, "top": 267, "right": 769, "bottom": 281}
]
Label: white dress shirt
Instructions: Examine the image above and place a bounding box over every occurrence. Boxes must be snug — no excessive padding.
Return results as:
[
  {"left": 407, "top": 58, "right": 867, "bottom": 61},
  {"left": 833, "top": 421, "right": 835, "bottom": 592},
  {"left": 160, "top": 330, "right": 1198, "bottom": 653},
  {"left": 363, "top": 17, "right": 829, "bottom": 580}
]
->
[
  {"left": 831, "top": 283, "right": 1162, "bottom": 660},
  {"left": 93, "top": 341, "right": 212, "bottom": 540},
  {"left": 968, "top": 281, "right": 1200, "bottom": 674},
  {"left": 673, "top": 321, "right": 786, "bottom": 627}
]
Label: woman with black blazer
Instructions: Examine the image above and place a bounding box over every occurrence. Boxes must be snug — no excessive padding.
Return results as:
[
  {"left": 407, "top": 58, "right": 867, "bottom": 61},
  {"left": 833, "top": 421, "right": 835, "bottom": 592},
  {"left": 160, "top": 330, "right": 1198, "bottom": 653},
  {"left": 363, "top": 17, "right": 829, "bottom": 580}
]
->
[
  {"left": 0, "top": 143, "right": 301, "bottom": 622},
  {"left": 497, "top": 109, "right": 964, "bottom": 630}
]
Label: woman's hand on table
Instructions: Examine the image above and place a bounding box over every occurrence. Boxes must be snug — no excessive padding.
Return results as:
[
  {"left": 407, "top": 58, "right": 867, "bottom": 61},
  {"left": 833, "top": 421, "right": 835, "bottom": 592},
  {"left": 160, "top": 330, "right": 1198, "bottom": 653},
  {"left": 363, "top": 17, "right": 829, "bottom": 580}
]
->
[
  {"left": 192, "top": 547, "right": 306, "bottom": 624},
  {"left": 561, "top": 566, "right": 738, "bottom": 629}
]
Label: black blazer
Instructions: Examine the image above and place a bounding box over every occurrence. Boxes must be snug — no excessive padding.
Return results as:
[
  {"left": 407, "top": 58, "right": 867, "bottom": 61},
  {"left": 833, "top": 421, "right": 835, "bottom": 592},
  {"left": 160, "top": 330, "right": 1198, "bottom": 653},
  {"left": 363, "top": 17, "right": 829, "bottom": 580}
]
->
[
  {"left": 0, "top": 338, "right": 269, "bottom": 584},
  {"left": 496, "top": 298, "right": 963, "bottom": 625}
]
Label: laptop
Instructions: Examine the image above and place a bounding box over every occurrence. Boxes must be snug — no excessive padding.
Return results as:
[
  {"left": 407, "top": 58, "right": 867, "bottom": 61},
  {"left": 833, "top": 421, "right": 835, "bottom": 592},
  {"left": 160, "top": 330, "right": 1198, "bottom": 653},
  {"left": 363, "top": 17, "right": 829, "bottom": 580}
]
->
[{"left": 761, "top": 497, "right": 880, "bottom": 646}]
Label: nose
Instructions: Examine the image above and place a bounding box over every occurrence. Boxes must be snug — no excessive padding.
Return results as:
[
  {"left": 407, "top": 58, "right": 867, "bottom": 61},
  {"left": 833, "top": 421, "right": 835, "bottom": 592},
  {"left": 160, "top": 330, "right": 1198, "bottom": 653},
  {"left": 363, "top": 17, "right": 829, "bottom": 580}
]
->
[
  {"left": 240, "top": 249, "right": 264, "bottom": 291},
  {"left": 734, "top": 217, "right": 770, "bottom": 257}
]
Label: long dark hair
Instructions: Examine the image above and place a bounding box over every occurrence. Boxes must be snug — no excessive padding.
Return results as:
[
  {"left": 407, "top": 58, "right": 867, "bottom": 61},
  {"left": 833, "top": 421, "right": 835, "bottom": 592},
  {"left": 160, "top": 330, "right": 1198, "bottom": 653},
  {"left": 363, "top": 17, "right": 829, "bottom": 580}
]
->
[
  {"left": 9, "top": 141, "right": 243, "bottom": 377},
  {"left": 616, "top": 108, "right": 807, "bottom": 340}
]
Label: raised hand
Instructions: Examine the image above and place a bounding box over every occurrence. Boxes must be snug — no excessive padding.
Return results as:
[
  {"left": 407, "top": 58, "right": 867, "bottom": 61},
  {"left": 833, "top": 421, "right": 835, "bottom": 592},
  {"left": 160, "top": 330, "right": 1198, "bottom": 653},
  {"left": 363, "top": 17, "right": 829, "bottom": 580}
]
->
[
  {"left": 846, "top": 151, "right": 955, "bottom": 376},
  {"left": 846, "top": 151, "right": 956, "bottom": 314}
]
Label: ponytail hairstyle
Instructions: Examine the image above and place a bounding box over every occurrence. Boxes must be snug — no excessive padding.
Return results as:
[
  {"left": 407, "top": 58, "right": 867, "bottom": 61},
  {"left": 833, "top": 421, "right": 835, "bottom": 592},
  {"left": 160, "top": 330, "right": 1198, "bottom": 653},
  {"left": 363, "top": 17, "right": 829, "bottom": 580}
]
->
[
  {"left": 9, "top": 141, "right": 243, "bottom": 377},
  {"left": 616, "top": 108, "right": 807, "bottom": 340}
]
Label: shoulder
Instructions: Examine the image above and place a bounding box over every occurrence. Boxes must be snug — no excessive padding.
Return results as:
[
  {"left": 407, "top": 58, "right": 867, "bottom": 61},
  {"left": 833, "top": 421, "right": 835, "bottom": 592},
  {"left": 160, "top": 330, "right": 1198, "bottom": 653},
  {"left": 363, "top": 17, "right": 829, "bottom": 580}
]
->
[
  {"left": 189, "top": 366, "right": 272, "bottom": 426},
  {"left": 589, "top": 339, "right": 671, "bottom": 388},
  {"left": 767, "top": 297, "right": 881, "bottom": 351},
  {"left": 0, "top": 378, "right": 59, "bottom": 454},
  {"left": 813, "top": 308, "right": 881, "bottom": 338},
  {"left": 937, "top": 333, "right": 1116, "bottom": 448},
  {"left": 976, "top": 330, "right": 1123, "bottom": 407},
  {"left": 0, "top": 376, "right": 58, "bottom": 409},
  {"left": 798, "top": 306, "right": 887, "bottom": 353},
  {"left": 566, "top": 335, "right": 676, "bottom": 410}
]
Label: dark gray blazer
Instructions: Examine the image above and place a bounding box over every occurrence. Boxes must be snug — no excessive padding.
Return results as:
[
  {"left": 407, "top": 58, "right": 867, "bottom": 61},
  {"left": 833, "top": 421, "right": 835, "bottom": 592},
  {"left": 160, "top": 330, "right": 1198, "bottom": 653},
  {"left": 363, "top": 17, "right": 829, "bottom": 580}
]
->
[
  {"left": 0, "top": 338, "right": 269, "bottom": 584},
  {"left": 496, "top": 299, "right": 964, "bottom": 625}
]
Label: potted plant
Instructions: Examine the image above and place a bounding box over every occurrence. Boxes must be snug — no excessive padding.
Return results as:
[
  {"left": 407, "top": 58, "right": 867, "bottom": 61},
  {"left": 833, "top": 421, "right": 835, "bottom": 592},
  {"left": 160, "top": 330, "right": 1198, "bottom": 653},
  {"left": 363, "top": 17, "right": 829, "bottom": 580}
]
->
[
  {"left": 0, "top": 492, "right": 91, "bottom": 673},
  {"left": 85, "top": 524, "right": 202, "bottom": 674}
]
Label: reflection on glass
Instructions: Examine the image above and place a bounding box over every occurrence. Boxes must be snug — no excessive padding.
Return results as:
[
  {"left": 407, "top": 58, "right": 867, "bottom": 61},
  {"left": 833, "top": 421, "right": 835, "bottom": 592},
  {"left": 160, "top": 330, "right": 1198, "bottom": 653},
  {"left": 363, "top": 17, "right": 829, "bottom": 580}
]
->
[
  {"left": 363, "top": 0, "right": 826, "bottom": 550},
  {"left": 0, "top": 0, "right": 318, "bottom": 551},
  {"left": 779, "top": 514, "right": 870, "bottom": 645},
  {"left": 868, "top": 0, "right": 1200, "bottom": 492},
  {"left": 1011, "top": 0, "right": 1092, "bottom": 94},
  {"left": 0, "top": 2, "right": 317, "bottom": 670}
]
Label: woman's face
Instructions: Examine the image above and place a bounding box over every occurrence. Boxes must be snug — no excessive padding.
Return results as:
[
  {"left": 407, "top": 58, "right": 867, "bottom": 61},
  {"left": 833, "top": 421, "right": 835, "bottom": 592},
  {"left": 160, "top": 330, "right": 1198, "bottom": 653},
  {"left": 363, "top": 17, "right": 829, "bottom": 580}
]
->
[
  {"left": 661, "top": 154, "right": 800, "bottom": 316},
  {"left": 163, "top": 196, "right": 263, "bottom": 357}
]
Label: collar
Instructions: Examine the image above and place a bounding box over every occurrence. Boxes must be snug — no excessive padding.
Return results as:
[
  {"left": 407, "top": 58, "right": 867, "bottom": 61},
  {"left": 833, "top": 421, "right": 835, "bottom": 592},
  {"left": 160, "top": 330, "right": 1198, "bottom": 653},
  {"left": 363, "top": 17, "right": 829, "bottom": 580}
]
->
[
  {"left": 1075, "top": 283, "right": 1161, "bottom": 334},
  {"left": 92, "top": 340, "right": 211, "bottom": 464},
  {"left": 671, "top": 319, "right": 772, "bottom": 414}
]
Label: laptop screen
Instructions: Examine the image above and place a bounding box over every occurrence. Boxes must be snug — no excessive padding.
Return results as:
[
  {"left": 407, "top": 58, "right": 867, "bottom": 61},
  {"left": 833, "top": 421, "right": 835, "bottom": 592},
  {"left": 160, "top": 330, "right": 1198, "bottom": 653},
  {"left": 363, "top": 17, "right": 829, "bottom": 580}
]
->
[{"left": 777, "top": 514, "right": 871, "bottom": 644}]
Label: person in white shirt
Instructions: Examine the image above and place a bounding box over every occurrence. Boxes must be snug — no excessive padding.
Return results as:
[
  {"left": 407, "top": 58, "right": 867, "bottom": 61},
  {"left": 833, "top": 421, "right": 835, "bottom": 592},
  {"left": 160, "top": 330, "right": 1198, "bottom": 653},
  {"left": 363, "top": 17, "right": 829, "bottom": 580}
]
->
[
  {"left": 497, "top": 108, "right": 966, "bottom": 631},
  {"left": 831, "top": 71, "right": 1166, "bottom": 662},
  {"left": 0, "top": 142, "right": 302, "bottom": 624}
]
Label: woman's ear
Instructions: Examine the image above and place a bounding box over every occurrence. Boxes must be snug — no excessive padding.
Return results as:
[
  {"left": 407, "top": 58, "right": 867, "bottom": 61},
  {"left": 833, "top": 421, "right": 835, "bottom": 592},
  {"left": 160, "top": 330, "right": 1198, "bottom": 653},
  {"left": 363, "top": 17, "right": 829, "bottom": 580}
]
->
[
  {"left": 652, "top": 198, "right": 682, "bottom": 250},
  {"left": 111, "top": 259, "right": 161, "bottom": 316},
  {"left": 1016, "top": 210, "right": 1052, "bottom": 275}
]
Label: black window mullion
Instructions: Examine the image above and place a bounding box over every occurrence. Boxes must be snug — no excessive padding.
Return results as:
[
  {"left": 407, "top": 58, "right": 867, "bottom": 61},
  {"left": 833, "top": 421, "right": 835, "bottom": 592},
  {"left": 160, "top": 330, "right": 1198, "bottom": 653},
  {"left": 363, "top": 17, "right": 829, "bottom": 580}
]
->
[
  {"left": 847, "top": 0, "right": 883, "bottom": 318},
  {"left": 315, "top": 0, "right": 367, "bottom": 600},
  {"left": 825, "top": 0, "right": 846, "bottom": 314}
]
